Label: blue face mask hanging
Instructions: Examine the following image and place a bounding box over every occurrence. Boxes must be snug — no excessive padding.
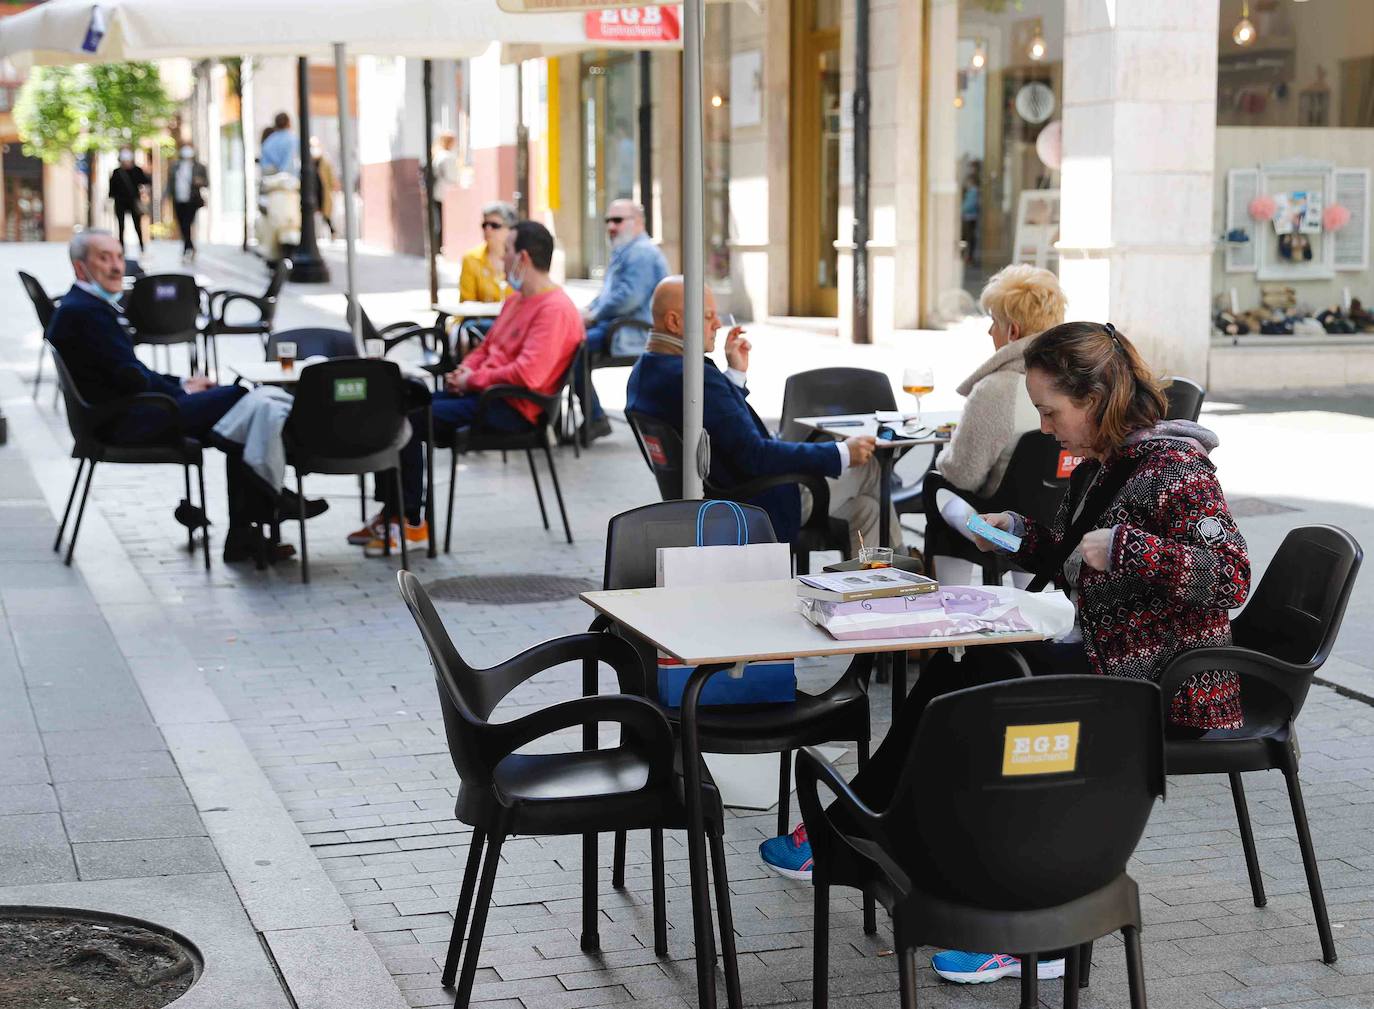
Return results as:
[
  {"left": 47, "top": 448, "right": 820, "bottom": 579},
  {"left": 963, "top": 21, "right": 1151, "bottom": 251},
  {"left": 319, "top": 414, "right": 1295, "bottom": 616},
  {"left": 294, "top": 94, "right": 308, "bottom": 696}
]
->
[{"left": 506, "top": 259, "right": 524, "bottom": 292}]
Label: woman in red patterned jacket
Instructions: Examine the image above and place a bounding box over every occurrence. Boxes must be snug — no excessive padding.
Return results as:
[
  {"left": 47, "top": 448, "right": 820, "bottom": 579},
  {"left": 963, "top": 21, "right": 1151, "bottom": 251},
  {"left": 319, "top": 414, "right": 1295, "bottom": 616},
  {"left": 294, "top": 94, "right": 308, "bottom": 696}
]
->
[{"left": 978, "top": 320, "right": 1250, "bottom": 731}]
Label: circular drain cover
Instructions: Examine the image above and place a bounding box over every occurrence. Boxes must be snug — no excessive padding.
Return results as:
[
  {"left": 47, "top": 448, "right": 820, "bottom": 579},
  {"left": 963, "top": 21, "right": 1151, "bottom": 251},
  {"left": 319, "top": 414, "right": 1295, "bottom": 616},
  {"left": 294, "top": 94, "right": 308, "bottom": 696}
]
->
[
  {"left": 425, "top": 573, "right": 599, "bottom": 605},
  {"left": 0, "top": 909, "right": 199, "bottom": 1009}
]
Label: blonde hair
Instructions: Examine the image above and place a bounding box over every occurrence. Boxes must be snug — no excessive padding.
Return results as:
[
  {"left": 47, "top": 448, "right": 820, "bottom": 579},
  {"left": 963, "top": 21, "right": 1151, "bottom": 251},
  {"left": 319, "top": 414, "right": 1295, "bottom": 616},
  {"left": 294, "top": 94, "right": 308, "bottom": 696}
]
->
[{"left": 979, "top": 264, "right": 1067, "bottom": 338}]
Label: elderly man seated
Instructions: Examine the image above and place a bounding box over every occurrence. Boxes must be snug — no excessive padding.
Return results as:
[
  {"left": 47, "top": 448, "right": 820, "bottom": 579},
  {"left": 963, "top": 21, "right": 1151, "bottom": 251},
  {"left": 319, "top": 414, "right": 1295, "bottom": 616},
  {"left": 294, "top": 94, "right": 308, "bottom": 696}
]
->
[
  {"left": 350, "top": 220, "right": 584, "bottom": 555},
  {"left": 626, "top": 276, "right": 900, "bottom": 555},
  {"left": 575, "top": 199, "right": 669, "bottom": 442},
  {"left": 45, "top": 230, "right": 317, "bottom": 562}
]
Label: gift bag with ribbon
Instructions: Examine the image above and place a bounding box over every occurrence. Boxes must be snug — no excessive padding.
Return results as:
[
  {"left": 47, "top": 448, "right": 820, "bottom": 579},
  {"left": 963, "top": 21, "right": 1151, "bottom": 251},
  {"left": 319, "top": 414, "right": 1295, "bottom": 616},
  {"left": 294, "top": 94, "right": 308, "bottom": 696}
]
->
[{"left": 654, "top": 500, "right": 796, "bottom": 707}]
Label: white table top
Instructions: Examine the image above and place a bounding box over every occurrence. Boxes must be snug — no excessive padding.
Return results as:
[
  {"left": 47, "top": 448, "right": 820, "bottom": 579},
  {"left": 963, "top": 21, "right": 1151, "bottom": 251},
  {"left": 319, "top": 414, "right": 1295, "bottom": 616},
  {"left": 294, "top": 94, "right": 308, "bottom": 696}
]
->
[
  {"left": 230, "top": 358, "right": 432, "bottom": 387},
  {"left": 795, "top": 410, "right": 959, "bottom": 448},
  {"left": 581, "top": 579, "right": 1044, "bottom": 666},
  {"left": 432, "top": 300, "right": 503, "bottom": 318}
]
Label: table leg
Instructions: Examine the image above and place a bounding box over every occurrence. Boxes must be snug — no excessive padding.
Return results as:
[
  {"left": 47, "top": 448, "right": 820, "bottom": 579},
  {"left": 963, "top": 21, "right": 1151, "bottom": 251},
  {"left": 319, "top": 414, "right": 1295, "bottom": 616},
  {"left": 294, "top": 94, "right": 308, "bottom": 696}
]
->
[
  {"left": 878, "top": 451, "right": 894, "bottom": 548},
  {"left": 891, "top": 649, "right": 908, "bottom": 711},
  {"left": 681, "top": 662, "right": 733, "bottom": 1009},
  {"left": 425, "top": 406, "right": 437, "bottom": 558}
]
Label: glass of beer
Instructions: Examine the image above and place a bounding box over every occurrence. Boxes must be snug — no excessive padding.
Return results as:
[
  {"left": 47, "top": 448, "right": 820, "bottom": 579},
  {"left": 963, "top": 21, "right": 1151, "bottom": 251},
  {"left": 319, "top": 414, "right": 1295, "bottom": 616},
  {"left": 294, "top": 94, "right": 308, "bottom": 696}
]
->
[
  {"left": 902, "top": 365, "right": 934, "bottom": 422},
  {"left": 276, "top": 341, "right": 297, "bottom": 372}
]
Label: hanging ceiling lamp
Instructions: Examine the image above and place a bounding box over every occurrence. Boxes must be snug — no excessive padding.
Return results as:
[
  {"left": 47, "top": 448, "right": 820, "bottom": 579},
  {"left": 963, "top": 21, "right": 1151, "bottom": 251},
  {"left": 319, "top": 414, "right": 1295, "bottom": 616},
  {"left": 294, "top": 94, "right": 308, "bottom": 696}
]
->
[
  {"left": 1027, "top": 21, "right": 1046, "bottom": 62},
  {"left": 1232, "top": 1, "right": 1257, "bottom": 46}
]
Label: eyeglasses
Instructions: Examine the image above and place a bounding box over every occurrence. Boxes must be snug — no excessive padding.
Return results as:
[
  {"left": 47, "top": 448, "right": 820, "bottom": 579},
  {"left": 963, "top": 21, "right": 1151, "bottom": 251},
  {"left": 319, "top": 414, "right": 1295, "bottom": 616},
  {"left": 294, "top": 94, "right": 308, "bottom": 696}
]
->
[
  {"left": 604, "top": 216, "right": 625, "bottom": 225},
  {"left": 480, "top": 221, "right": 506, "bottom": 230}
]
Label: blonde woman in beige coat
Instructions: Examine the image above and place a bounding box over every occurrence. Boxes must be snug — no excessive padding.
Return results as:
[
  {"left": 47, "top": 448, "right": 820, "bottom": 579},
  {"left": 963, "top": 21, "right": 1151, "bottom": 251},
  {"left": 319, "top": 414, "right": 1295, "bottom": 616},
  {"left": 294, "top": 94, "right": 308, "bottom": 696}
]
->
[{"left": 929, "top": 264, "right": 1066, "bottom": 581}]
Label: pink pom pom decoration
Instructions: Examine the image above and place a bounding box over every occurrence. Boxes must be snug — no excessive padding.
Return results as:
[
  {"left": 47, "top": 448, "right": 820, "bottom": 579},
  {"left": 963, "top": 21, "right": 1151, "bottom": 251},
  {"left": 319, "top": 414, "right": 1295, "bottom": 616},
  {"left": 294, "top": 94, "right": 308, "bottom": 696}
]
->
[
  {"left": 1248, "top": 195, "right": 1277, "bottom": 221},
  {"left": 1323, "top": 204, "right": 1351, "bottom": 232}
]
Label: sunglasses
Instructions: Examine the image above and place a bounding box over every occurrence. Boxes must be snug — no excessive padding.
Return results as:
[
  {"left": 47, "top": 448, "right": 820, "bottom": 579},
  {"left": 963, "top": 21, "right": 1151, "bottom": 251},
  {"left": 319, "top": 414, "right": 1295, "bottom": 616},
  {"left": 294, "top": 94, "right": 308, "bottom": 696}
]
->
[
  {"left": 480, "top": 221, "right": 506, "bottom": 230},
  {"left": 604, "top": 216, "right": 626, "bottom": 225}
]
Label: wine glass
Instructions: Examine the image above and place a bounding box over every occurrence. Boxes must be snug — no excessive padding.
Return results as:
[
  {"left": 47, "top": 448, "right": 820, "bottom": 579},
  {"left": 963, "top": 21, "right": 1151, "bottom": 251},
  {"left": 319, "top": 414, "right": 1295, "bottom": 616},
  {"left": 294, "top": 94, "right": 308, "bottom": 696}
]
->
[{"left": 901, "top": 366, "right": 934, "bottom": 424}]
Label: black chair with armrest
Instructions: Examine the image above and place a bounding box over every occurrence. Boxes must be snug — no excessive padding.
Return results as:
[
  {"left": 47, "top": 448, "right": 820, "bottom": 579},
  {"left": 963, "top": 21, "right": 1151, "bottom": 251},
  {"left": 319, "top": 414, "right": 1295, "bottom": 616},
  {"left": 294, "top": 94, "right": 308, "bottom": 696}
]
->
[
  {"left": 397, "top": 571, "right": 741, "bottom": 1009},
  {"left": 349, "top": 301, "right": 455, "bottom": 388},
  {"left": 1163, "top": 376, "right": 1206, "bottom": 422},
  {"left": 798, "top": 675, "right": 1164, "bottom": 1009},
  {"left": 921, "top": 430, "right": 1069, "bottom": 584},
  {"left": 124, "top": 273, "right": 204, "bottom": 375},
  {"left": 1154, "top": 524, "right": 1361, "bottom": 966},
  {"left": 568, "top": 315, "right": 646, "bottom": 446},
  {"left": 20, "top": 271, "right": 60, "bottom": 402},
  {"left": 202, "top": 259, "right": 289, "bottom": 379},
  {"left": 47, "top": 344, "right": 210, "bottom": 570},
  {"left": 439, "top": 362, "right": 577, "bottom": 552},
  {"left": 265, "top": 327, "right": 359, "bottom": 362},
  {"left": 283, "top": 358, "right": 415, "bottom": 583},
  {"left": 626, "top": 409, "right": 848, "bottom": 574}
]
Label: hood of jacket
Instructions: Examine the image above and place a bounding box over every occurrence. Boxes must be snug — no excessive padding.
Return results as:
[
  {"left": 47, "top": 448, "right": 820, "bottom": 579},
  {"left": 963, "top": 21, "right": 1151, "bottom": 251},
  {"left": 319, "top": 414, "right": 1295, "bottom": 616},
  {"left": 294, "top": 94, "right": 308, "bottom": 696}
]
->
[
  {"left": 1122, "top": 419, "right": 1220, "bottom": 457},
  {"left": 956, "top": 338, "right": 1029, "bottom": 397}
]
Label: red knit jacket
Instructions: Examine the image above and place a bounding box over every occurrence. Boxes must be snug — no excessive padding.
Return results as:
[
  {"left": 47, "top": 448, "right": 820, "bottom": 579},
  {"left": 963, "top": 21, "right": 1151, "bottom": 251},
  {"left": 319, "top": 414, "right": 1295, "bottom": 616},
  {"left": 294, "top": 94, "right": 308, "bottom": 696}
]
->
[{"left": 1014, "top": 422, "right": 1251, "bottom": 729}]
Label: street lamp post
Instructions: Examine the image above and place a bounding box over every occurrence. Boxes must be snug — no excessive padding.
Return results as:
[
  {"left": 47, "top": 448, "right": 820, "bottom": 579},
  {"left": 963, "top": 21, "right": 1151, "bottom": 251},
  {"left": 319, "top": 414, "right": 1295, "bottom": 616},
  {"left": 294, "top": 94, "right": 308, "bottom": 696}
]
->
[{"left": 290, "top": 56, "right": 330, "bottom": 284}]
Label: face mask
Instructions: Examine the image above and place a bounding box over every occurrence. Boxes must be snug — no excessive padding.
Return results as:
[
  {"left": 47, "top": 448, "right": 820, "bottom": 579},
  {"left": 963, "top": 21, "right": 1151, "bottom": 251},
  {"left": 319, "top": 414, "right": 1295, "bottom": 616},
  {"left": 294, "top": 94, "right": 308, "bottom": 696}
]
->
[
  {"left": 180, "top": 147, "right": 194, "bottom": 159},
  {"left": 506, "top": 260, "right": 524, "bottom": 292}
]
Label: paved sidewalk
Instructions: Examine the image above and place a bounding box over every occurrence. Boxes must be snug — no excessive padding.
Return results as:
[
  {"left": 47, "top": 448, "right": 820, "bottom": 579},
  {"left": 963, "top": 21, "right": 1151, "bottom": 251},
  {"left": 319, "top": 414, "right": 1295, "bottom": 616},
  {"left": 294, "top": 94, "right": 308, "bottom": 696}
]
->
[{"left": 3, "top": 240, "right": 1374, "bottom": 1009}]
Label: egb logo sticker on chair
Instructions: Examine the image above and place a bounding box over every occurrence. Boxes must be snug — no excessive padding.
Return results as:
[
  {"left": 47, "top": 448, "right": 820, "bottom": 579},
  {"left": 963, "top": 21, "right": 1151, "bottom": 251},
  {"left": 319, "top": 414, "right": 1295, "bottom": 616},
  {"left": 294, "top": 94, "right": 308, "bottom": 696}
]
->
[
  {"left": 1002, "top": 721, "right": 1080, "bottom": 776},
  {"left": 334, "top": 378, "right": 367, "bottom": 402}
]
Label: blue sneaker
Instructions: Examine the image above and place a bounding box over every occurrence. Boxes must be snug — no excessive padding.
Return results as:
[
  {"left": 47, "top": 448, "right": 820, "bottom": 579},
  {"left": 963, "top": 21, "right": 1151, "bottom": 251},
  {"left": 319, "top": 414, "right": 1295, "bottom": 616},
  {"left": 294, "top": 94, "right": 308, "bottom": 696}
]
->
[
  {"left": 931, "top": 950, "right": 1065, "bottom": 984},
  {"left": 758, "top": 823, "right": 813, "bottom": 881}
]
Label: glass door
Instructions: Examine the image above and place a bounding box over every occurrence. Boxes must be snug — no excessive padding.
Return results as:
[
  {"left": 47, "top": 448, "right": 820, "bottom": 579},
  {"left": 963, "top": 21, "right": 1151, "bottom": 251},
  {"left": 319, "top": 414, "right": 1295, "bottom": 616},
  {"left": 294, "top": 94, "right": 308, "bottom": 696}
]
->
[
  {"left": 790, "top": 2, "right": 841, "bottom": 317},
  {"left": 580, "top": 52, "right": 637, "bottom": 278}
]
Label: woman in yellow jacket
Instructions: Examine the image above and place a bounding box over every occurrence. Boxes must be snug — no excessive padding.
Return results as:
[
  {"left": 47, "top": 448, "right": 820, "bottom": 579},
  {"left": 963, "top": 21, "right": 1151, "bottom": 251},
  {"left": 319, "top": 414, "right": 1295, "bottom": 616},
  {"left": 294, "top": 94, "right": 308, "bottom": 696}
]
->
[{"left": 454, "top": 201, "right": 516, "bottom": 351}]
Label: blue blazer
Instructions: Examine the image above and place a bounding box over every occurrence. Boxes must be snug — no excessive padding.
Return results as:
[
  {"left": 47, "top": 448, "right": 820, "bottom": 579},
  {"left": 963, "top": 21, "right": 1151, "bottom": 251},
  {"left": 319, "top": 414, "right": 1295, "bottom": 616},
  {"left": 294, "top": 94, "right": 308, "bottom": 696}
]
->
[
  {"left": 46, "top": 285, "right": 182, "bottom": 405},
  {"left": 626, "top": 352, "right": 840, "bottom": 543}
]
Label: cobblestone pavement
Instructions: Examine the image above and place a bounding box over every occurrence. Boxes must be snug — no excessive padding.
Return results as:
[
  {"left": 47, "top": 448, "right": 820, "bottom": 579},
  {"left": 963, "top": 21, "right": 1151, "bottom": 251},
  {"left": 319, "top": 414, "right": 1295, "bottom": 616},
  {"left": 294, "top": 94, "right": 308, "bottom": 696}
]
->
[{"left": 4, "top": 241, "right": 1374, "bottom": 1009}]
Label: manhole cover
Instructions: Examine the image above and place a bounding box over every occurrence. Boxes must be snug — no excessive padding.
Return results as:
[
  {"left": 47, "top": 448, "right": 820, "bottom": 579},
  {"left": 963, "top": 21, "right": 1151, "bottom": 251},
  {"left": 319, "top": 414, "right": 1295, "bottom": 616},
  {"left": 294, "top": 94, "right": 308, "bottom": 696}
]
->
[
  {"left": 426, "top": 573, "right": 599, "bottom": 604},
  {"left": 1229, "top": 496, "right": 1301, "bottom": 518},
  {"left": 0, "top": 908, "right": 200, "bottom": 1009}
]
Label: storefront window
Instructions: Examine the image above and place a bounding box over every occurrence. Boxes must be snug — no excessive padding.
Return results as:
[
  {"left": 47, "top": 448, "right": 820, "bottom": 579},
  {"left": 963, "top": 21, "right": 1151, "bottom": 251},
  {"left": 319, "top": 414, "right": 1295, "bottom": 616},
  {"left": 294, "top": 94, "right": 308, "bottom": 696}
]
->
[
  {"left": 926, "top": 0, "right": 1064, "bottom": 315},
  {"left": 580, "top": 51, "right": 637, "bottom": 278},
  {"left": 1218, "top": 0, "right": 1374, "bottom": 128}
]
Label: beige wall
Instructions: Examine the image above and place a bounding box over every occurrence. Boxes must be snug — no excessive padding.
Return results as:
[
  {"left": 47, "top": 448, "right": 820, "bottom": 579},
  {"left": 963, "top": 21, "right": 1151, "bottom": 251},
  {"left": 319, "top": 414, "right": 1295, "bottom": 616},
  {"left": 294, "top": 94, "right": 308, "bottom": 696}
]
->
[{"left": 1212, "top": 126, "right": 1374, "bottom": 313}]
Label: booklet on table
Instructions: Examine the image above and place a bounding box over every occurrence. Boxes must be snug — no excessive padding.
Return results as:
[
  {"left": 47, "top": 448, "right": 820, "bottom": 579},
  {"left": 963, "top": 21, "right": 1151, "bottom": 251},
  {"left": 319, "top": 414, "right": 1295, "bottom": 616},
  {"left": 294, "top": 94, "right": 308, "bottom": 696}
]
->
[{"left": 796, "top": 567, "right": 939, "bottom": 603}]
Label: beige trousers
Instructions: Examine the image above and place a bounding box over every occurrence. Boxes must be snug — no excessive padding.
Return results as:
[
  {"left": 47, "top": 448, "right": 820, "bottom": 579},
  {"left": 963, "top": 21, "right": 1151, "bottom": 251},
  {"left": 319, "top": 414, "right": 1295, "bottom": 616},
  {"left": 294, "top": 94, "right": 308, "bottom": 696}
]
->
[{"left": 799, "top": 457, "right": 903, "bottom": 556}]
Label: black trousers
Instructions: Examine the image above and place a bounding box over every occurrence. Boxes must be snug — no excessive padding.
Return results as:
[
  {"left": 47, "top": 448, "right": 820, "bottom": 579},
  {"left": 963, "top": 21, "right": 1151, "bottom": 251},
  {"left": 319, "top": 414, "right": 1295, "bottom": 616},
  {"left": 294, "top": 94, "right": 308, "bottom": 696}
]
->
[
  {"left": 173, "top": 202, "right": 199, "bottom": 253},
  {"left": 115, "top": 205, "right": 145, "bottom": 252}
]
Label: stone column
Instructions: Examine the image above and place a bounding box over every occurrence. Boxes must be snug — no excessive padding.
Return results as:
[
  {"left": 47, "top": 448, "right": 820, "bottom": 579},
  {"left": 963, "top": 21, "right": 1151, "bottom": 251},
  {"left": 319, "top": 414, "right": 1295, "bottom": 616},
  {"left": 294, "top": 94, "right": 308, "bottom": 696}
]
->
[{"left": 1058, "top": 1, "right": 1219, "bottom": 379}]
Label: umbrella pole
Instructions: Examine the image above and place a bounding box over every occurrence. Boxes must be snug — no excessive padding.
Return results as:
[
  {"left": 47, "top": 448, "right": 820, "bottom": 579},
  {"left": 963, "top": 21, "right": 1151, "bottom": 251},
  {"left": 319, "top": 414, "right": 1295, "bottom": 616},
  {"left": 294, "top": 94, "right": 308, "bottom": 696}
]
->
[
  {"left": 291, "top": 56, "right": 330, "bottom": 283},
  {"left": 681, "top": 0, "right": 705, "bottom": 500},
  {"left": 335, "top": 42, "right": 362, "bottom": 353}
]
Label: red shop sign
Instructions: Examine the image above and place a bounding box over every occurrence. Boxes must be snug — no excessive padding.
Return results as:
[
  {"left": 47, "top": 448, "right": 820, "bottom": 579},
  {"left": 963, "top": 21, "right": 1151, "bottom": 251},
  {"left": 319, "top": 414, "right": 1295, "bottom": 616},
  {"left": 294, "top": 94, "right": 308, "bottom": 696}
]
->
[{"left": 585, "top": 6, "right": 681, "bottom": 43}]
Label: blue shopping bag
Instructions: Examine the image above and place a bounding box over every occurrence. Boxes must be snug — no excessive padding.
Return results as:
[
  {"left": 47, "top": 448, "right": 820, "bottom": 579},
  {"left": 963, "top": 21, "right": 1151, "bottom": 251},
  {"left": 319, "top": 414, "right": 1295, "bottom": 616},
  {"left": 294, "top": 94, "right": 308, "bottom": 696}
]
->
[{"left": 654, "top": 501, "right": 797, "bottom": 708}]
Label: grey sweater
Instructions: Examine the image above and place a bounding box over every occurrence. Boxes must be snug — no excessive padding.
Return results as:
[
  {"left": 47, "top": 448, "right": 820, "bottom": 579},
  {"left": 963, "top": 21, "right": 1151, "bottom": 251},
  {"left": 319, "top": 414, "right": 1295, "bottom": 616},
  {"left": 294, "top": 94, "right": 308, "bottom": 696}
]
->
[{"left": 935, "top": 339, "right": 1042, "bottom": 497}]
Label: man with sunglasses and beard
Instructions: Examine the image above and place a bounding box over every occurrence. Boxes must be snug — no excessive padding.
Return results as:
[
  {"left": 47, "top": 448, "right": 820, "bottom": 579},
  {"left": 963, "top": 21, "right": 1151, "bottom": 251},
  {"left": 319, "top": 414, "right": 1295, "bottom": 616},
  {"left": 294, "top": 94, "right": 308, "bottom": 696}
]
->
[{"left": 575, "top": 199, "right": 668, "bottom": 442}]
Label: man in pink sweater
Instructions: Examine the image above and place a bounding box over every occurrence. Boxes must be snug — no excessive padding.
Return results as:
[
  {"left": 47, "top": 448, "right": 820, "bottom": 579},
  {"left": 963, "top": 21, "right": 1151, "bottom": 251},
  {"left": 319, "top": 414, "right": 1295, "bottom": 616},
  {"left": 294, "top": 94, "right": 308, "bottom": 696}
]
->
[{"left": 351, "top": 221, "right": 583, "bottom": 554}]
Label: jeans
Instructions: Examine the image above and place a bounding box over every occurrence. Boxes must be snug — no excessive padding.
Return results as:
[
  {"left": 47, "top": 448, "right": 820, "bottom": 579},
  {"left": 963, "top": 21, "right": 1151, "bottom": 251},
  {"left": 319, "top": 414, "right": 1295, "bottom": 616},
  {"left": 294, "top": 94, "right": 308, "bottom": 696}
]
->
[
  {"left": 173, "top": 202, "right": 199, "bottom": 253},
  {"left": 391, "top": 391, "right": 533, "bottom": 522},
  {"left": 572, "top": 321, "right": 609, "bottom": 422}
]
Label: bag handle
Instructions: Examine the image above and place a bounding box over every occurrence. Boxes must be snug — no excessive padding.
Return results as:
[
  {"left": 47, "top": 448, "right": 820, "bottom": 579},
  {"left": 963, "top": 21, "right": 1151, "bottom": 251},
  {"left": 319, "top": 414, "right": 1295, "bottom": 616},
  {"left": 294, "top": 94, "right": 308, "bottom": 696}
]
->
[{"left": 696, "top": 499, "right": 750, "bottom": 547}]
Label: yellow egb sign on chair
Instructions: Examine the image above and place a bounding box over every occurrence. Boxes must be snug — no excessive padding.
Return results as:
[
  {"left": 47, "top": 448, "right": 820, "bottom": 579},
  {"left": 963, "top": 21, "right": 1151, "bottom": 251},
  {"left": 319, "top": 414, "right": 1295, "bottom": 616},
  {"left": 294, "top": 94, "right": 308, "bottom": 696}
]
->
[{"left": 1002, "top": 721, "right": 1080, "bottom": 776}]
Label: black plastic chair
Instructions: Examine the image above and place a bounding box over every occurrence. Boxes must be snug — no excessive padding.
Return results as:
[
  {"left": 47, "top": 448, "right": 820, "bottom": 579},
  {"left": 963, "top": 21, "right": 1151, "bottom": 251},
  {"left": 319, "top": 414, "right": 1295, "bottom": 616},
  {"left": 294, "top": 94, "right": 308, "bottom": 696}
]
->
[
  {"left": 1163, "top": 376, "right": 1206, "bottom": 422},
  {"left": 20, "top": 271, "right": 60, "bottom": 402},
  {"left": 798, "top": 675, "right": 1164, "bottom": 1009},
  {"left": 202, "top": 259, "right": 290, "bottom": 379},
  {"left": 572, "top": 316, "right": 643, "bottom": 446},
  {"left": 1158, "top": 524, "right": 1362, "bottom": 966},
  {"left": 350, "top": 302, "right": 454, "bottom": 386},
  {"left": 283, "top": 358, "right": 413, "bottom": 583},
  {"left": 265, "top": 327, "right": 359, "bottom": 362},
  {"left": 124, "top": 273, "right": 204, "bottom": 375},
  {"left": 626, "top": 409, "right": 847, "bottom": 574},
  {"left": 47, "top": 344, "right": 210, "bottom": 570},
  {"left": 922, "top": 430, "right": 1069, "bottom": 584},
  {"left": 396, "top": 571, "right": 741, "bottom": 1009},
  {"left": 592, "top": 500, "right": 878, "bottom": 926},
  {"left": 439, "top": 363, "right": 578, "bottom": 552}
]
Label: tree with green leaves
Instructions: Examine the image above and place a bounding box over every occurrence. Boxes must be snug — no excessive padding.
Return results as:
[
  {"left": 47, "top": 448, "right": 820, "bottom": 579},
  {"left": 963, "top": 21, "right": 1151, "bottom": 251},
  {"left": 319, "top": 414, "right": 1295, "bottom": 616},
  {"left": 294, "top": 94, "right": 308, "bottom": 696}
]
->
[{"left": 14, "top": 61, "right": 177, "bottom": 162}]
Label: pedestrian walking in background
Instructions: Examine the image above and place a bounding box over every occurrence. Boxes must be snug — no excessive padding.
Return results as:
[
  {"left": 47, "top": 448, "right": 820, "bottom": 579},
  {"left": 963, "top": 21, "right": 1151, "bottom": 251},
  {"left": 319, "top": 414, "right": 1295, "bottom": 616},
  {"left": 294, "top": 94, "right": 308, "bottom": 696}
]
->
[
  {"left": 430, "top": 130, "right": 460, "bottom": 255},
  {"left": 168, "top": 143, "right": 209, "bottom": 262},
  {"left": 309, "top": 136, "right": 337, "bottom": 239},
  {"left": 260, "top": 112, "right": 299, "bottom": 178},
  {"left": 109, "top": 149, "right": 150, "bottom": 255}
]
